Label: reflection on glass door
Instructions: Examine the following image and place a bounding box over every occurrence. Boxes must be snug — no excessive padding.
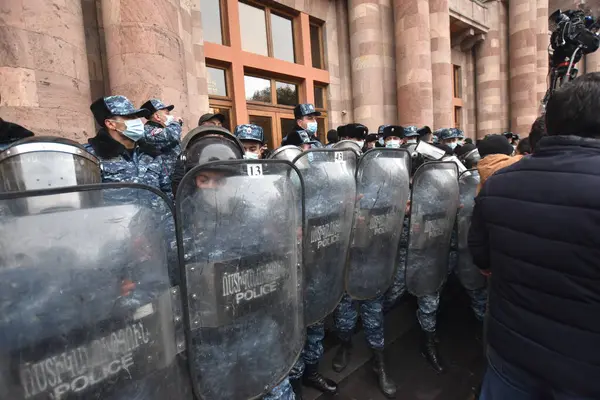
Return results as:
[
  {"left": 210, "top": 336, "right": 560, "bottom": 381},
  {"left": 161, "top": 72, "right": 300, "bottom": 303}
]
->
[
  {"left": 248, "top": 114, "right": 274, "bottom": 150},
  {"left": 280, "top": 118, "right": 296, "bottom": 144}
]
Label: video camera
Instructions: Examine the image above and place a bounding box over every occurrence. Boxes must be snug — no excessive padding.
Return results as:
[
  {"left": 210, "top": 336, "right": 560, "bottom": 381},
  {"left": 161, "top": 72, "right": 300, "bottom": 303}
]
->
[{"left": 542, "top": 9, "right": 600, "bottom": 108}]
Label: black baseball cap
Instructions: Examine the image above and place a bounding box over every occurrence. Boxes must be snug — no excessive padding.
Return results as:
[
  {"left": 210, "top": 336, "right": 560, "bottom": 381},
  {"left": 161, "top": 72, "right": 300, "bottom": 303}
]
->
[
  {"left": 198, "top": 113, "right": 226, "bottom": 126},
  {"left": 294, "top": 103, "right": 321, "bottom": 119}
]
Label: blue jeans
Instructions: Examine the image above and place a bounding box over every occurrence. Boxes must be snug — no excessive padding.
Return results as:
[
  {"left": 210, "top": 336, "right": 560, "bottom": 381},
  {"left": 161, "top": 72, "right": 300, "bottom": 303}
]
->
[{"left": 480, "top": 348, "right": 594, "bottom": 400}]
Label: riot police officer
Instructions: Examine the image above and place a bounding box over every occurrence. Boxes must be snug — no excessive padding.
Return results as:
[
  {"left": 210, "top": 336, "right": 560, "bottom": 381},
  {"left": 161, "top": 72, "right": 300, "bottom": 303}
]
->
[
  {"left": 87, "top": 95, "right": 172, "bottom": 198},
  {"left": 331, "top": 125, "right": 407, "bottom": 399},
  {"left": 339, "top": 123, "right": 368, "bottom": 148},
  {"left": 365, "top": 133, "right": 379, "bottom": 150},
  {"left": 437, "top": 128, "right": 462, "bottom": 153},
  {"left": 141, "top": 98, "right": 183, "bottom": 174},
  {"left": 0, "top": 136, "right": 193, "bottom": 400},
  {"left": 286, "top": 129, "right": 339, "bottom": 398},
  {"left": 283, "top": 104, "right": 322, "bottom": 146},
  {"left": 234, "top": 124, "right": 267, "bottom": 159},
  {"left": 175, "top": 126, "right": 298, "bottom": 400}
]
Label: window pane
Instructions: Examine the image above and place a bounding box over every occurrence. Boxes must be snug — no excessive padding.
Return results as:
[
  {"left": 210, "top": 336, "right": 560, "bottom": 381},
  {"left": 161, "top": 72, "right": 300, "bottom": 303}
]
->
[
  {"left": 453, "top": 65, "right": 462, "bottom": 98},
  {"left": 207, "top": 67, "right": 227, "bottom": 97},
  {"left": 245, "top": 75, "right": 271, "bottom": 102},
  {"left": 201, "top": 0, "right": 223, "bottom": 45},
  {"left": 314, "top": 86, "right": 324, "bottom": 109},
  {"left": 310, "top": 25, "right": 323, "bottom": 69},
  {"left": 271, "top": 13, "right": 295, "bottom": 63},
  {"left": 276, "top": 82, "right": 298, "bottom": 106},
  {"left": 209, "top": 106, "right": 232, "bottom": 131},
  {"left": 454, "top": 107, "right": 462, "bottom": 129},
  {"left": 249, "top": 115, "right": 274, "bottom": 149},
  {"left": 280, "top": 117, "right": 296, "bottom": 140},
  {"left": 239, "top": 2, "right": 268, "bottom": 56}
]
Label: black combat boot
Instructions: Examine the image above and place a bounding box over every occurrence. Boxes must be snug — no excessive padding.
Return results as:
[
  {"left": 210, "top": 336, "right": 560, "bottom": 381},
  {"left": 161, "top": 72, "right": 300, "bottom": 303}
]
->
[
  {"left": 290, "top": 378, "right": 303, "bottom": 400},
  {"left": 371, "top": 349, "right": 397, "bottom": 398},
  {"left": 420, "top": 331, "right": 445, "bottom": 373},
  {"left": 332, "top": 339, "right": 353, "bottom": 372},
  {"left": 302, "top": 363, "right": 338, "bottom": 395}
]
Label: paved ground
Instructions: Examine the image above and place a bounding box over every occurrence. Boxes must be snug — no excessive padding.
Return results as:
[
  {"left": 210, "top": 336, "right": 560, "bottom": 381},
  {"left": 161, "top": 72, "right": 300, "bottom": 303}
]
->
[{"left": 308, "top": 281, "right": 486, "bottom": 400}]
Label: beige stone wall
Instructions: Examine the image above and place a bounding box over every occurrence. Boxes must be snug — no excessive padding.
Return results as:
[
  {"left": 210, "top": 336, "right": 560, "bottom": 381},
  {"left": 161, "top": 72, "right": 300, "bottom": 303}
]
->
[
  {"left": 100, "top": 0, "right": 207, "bottom": 131},
  {"left": 451, "top": 47, "right": 476, "bottom": 138},
  {"left": 348, "top": 0, "right": 386, "bottom": 131},
  {"left": 393, "top": 0, "right": 434, "bottom": 127},
  {"left": 380, "top": 0, "right": 398, "bottom": 125},
  {"left": 430, "top": 0, "right": 454, "bottom": 128},
  {"left": 327, "top": 0, "right": 354, "bottom": 128},
  {"left": 474, "top": 0, "right": 510, "bottom": 138},
  {"left": 508, "top": 0, "right": 539, "bottom": 135},
  {"left": 0, "top": 0, "right": 94, "bottom": 140}
]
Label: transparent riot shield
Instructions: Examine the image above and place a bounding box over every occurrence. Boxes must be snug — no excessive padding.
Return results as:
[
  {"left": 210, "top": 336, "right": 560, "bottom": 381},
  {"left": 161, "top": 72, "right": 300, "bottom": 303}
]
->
[
  {"left": 406, "top": 161, "right": 460, "bottom": 297},
  {"left": 0, "top": 184, "right": 192, "bottom": 400},
  {"left": 176, "top": 160, "right": 304, "bottom": 400},
  {"left": 346, "top": 148, "right": 411, "bottom": 300},
  {"left": 457, "top": 169, "right": 486, "bottom": 290},
  {"left": 293, "top": 149, "right": 357, "bottom": 325}
]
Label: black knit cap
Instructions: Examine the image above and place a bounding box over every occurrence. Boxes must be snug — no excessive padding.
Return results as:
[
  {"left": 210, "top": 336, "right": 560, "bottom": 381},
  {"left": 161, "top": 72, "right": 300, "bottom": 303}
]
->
[
  {"left": 382, "top": 125, "right": 404, "bottom": 139},
  {"left": 477, "top": 134, "right": 514, "bottom": 158},
  {"left": 345, "top": 123, "right": 368, "bottom": 139}
]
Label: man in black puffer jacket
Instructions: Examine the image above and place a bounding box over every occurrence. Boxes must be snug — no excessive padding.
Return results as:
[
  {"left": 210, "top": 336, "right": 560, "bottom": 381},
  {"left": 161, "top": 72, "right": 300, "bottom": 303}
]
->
[{"left": 469, "top": 73, "right": 600, "bottom": 399}]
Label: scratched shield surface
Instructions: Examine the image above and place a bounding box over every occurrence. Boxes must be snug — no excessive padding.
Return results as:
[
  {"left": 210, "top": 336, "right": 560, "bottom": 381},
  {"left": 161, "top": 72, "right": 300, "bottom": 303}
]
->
[
  {"left": 0, "top": 185, "right": 192, "bottom": 400},
  {"left": 293, "top": 149, "right": 357, "bottom": 326},
  {"left": 346, "top": 148, "right": 411, "bottom": 300},
  {"left": 176, "top": 160, "right": 304, "bottom": 400},
  {"left": 456, "top": 170, "right": 486, "bottom": 290},
  {"left": 406, "top": 161, "right": 460, "bottom": 297}
]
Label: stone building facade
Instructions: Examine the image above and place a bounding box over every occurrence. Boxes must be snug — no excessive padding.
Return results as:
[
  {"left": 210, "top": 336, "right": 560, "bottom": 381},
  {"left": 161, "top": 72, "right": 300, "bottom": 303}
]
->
[{"left": 1, "top": 0, "right": 599, "bottom": 146}]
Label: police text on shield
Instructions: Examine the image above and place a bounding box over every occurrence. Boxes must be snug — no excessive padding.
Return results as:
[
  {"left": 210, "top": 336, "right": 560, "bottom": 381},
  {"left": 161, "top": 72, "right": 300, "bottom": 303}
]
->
[{"left": 19, "top": 320, "right": 151, "bottom": 399}]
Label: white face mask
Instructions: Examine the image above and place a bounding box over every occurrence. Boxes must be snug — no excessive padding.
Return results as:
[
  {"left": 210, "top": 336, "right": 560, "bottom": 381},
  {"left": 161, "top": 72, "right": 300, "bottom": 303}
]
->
[
  {"left": 244, "top": 152, "right": 259, "bottom": 160},
  {"left": 355, "top": 140, "right": 364, "bottom": 148},
  {"left": 406, "top": 139, "right": 418, "bottom": 145},
  {"left": 120, "top": 119, "right": 145, "bottom": 142},
  {"left": 386, "top": 139, "right": 401, "bottom": 149},
  {"left": 164, "top": 114, "right": 175, "bottom": 126},
  {"left": 448, "top": 142, "right": 458, "bottom": 150}
]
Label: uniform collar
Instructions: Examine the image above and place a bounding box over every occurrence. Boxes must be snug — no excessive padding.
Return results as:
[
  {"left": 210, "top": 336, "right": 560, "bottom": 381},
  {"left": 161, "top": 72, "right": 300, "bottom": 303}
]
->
[{"left": 88, "top": 129, "right": 161, "bottom": 159}]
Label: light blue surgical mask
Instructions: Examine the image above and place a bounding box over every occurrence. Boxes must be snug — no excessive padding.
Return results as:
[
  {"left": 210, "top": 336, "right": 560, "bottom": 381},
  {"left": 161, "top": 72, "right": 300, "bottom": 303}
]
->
[
  {"left": 378, "top": 137, "right": 384, "bottom": 146},
  {"left": 386, "top": 140, "right": 401, "bottom": 149},
  {"left": 448, "top": 142, "right": 458, "bottom": 150},
  {"left": 244, "top": 152, "right": 260, "bottom": 160},
  {"left": 306, "top": 122, "right": 318, "bottom": 135},
  {"left": 119, "top": 119, "right": 145, "bottom": 142},
  {"left": 406, "top": 139, "right": 418, "bottom": 145}
]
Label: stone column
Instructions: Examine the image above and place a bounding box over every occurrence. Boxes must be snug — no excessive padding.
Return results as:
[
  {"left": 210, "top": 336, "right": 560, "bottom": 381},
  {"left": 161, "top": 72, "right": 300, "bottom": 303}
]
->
[
  {"left": 499, "top": 0, "right": 510, "bottom": 132},
  {"left": 393, "top": 0, "right": 434, "bottom": 127},
  {"left": 101, "top": 0, "right": 190, "bottom": 126},
  {"left": 475, "top": 0, "right": 503, "bottom": 138},
  {"left": 429, "top": 0, "right": 453, "bottom": 129},
  {"left": 349, "top": 0, "right": 386, "bottom": 131},
  {"left": 585, "top": 52, "right": 600, "bottom": 73},
  {"left": 508, "top": 0, "right": 538, "bottom": 135},
  {"left": 380, "top": 0, "right": 398, "bottom": 125},
  {"left": 536, "top": 0, "right": 548, "bottom": 108},
  {"left": 336, "top": 0, "right": 355, "bottom": 124},
  {"left": 0, "top": 0, "right": 94, "bottom": 141}
]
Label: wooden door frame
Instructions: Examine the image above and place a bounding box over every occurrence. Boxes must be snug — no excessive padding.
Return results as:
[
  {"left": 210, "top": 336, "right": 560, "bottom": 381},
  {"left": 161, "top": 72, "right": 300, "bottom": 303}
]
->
[{"left": 248, "top": 107, "right": 295, "bottom": 148}]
